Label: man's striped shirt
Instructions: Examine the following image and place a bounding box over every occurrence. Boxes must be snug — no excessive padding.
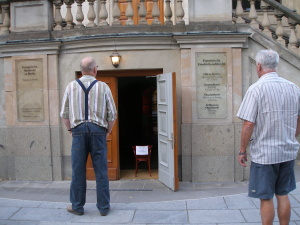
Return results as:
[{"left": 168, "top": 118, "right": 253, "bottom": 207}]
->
[
  {"left": 60, "top": 75, "right": 117, "bottom": 129},
  {"left": 237, "top": 72, "right": 300, "bottom": 164}
]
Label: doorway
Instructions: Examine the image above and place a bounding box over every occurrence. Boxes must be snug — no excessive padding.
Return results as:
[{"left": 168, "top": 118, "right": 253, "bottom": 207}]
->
[{"left": 118, "top": 76, "right": 158, "bottom": 179}]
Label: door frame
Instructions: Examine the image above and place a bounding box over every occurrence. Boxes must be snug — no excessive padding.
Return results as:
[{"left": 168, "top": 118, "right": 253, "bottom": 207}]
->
[
  {"left": 97, "top": 69, "right": 164, "bottom": 180},
  {"left": 86, "top": 69, "right": 179, "bottom": 185}
]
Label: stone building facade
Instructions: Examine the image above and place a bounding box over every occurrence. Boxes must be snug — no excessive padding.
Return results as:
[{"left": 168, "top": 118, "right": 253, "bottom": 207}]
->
[{"left": 0, "top": 0, "right": 300, "bottom": 190}]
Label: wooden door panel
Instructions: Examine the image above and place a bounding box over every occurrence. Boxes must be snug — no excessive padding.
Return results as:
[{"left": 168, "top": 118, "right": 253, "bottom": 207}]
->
[
  {"left": 86, "top": 76, "right": 119, "bottom": 181},
  {"left": 86, "top": 154, "right": 96, "bottom": 180},
  {"left": 107, "top": 139, "right": 112, "bottom": 163}
]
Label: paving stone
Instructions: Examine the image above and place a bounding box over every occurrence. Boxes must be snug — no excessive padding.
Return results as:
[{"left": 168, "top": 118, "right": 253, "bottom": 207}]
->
[
  {"left": 291, "top": 184, "right": 300, "bottom": 195},
  {"left": 219, "top": 223, "right": 277, "bottom": 225},
  {"left": 251, "top": 194, "right": 300, "bottom": 209},
  {"left": 241, "top": 209, "right": 300, "bottom": 223},
  {"left": 0, "top": 198, "right": 41, "bottom": 208},
  {"left": 188, "top": 210, "right": 245, "bottom": 223},
  {"left": 240, "top": 209, "right": 261, "bottom": 223},
  {"left": 182, "top": 224, "right": 216, "bottom": 225},
  {"left": 39, "top": 223, "right": 144, "bottom": 225},
  {"left": 39, "top": 202, "right": 70, "bottom": 209},
  {"left": 11, "top": 208, "right": 75, "bottom": 221},
  {"left": 294, "top": 207, "right": 300, "bottom": 217},
  {"left": 224, "top": 194, "right": 257, "bottom": 209},
  {"left": 74, "top": 209, "right": 135, "bottom": 223},
  {"left": 0, "top": 220, "right": 39, "bottom": 225},
  {"left": 0, "top": 206, "right": 20, "bottom": 220},
  {"left": 112, "top": 200, "right": 186, "bottom": 210},
  {"left": 292, "top": 195, "right": 300, "bottom": 205},
  {"left": 133, "top": 210, "right": 188, "bottom": 224},
  {"left": 186, "top": 196, "right": 227, "bottom": 210}
]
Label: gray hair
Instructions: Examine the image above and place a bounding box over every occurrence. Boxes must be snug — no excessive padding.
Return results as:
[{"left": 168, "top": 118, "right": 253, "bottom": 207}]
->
[
  {"left": 80, "top": 57, "right": 96, "bottom": 73},
  {"left": 255, "top": 49, "right": 279, "bottom": 70}
]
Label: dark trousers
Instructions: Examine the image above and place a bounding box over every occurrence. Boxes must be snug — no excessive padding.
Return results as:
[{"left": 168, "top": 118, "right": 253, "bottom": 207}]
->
[{"left": 70, "top": 122, "right": 110, "bottom": 213}]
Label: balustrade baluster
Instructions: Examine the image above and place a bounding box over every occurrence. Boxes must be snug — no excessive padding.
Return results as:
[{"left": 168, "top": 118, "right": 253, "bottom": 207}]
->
[
  {"left": 274, "top": 9, "right": 285, "bottom": 46},
  {"left": 248, "top": 0, "right": 259, "bottom": 29},
  {"left": 99, "top": 0, "right": 108, "bottom": 26},
  {"left": 64, "top": 0, "right": 74, "bottom": 29},
  {"left": 261, "top": 1, "right": 272, "bottom": 38},
  {"left": 176, "top": 0, "right": 184, "bottom": 25},
  {"left": 0, "top": 4, "right": 10, "bottom": 35},
  {"left": 75, "top": 0, "right": 85, "bottom": 28},
  {"left": 112, "top": 0, "right": 121, "bottom": 26},
  {"left": 86, "top": 0, "right": 96, "bottom": 27},
  {"left": 125, "top": 0, "right": 134, "bottom": 25},
  {"left": 288, "top": 17, "right": 298, "bottom": 54},
  {"left": 53, "top": 0, "right": 63, "bottom": 30},
  {"left": 164, "top": 0, "right": 172, "bottom": 25},
  {"left": 235, "top": 0, "right": 244, "bottom": 24},
  {"left": 152, "top": 0, "right": 161, "bottom": 25},
  {"left": 138, "top": 0, "right": 147, "bottom": 25}
]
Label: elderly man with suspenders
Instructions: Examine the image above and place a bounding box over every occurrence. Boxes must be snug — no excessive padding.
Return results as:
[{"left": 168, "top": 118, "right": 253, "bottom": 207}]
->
[{"left": 60, "top": 57, "right": 117, "bottom": 216}]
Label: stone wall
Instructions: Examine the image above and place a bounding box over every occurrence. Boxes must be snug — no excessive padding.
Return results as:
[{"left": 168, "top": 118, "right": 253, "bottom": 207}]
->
[
  {"left": 2, "top": 54, "right": 63, "bottom": 181},
  {"left": 58, "top": 48, "right": 182, "bottom": 180},
  {"left": 0, "top": 57, "right": 12, "bottom": 179},
  {"left": 180, "top": 47, "right": 245, "bottom": 182}
]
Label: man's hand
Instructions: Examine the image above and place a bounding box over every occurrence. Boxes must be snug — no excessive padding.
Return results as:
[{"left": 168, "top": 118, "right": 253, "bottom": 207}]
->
[
  {"left": 238, "top": 154, "right": 248, "bottom": 167},
  {"left": 237, "top": 120, "right": 254, "bottom": 167}
]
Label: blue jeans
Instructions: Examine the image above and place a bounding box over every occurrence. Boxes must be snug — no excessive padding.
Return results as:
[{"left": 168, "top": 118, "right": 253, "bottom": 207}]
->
[{"left": 70, "top": 122, "right": 110, "bottom": 213}]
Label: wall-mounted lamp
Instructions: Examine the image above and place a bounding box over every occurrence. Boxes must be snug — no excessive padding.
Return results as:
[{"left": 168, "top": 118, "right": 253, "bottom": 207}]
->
[{"left": 110, "top": 50, "right": 121, "bottom": 68}]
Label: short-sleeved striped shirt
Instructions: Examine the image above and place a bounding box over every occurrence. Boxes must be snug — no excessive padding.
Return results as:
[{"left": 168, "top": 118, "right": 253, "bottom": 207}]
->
[
  {"left": 60, "top": 75, "right": 117, "bottom": 129},
  {"left": 237, "top": 72, "right": 300, "bottom": 164}
]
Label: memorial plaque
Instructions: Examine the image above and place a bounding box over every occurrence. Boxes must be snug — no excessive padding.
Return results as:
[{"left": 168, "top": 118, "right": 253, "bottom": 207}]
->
[
  {"left": 17, "top": 89, "right": 44, "bottom": 122},
  {"left": 196, "top": 52, "right": 227, "bottom": 119},
  {"left": 16, "top": 59, "right": 43, "bottom": 90},
  {"left": 16, "top": 59, "right": 44, "bottom": 122}
]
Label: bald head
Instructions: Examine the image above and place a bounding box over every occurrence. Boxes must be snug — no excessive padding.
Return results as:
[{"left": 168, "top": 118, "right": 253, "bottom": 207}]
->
[{"left": 80, "top": 57, "right": 97, "bottom": 75}]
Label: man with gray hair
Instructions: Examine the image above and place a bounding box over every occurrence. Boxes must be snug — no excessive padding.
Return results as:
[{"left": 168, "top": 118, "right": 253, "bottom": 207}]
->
[
  {"left": 237, "top": 49, "right": 300, "bottom": 225},
  {"left": 61, "top": 56, "right": 117, "bottom": 216}
]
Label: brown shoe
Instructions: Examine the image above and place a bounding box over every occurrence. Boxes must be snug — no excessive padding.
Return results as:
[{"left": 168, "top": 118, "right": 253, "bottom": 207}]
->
[
  {"left": 100, "top": 208, "right": 110, "bottom": 216},
  {"left": 67, "top": 205, "right": 84, "bottom": 216}
]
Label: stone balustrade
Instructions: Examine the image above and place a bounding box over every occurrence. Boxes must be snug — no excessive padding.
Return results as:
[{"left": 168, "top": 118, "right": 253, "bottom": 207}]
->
[
  {"left": 0, "top": 3, "right": 10, "bottom": 35},
  {"left": 0, "top": 0, "right": 185, "bottom": 35},
  {"left": 0, "top": 0, "right": 299, "bottom": 58},
  {"left": 234, "top": 0, "right": 300, "bottom": 55},
  {"left": 52, "top": 0, "right": 185, "bottom": 30}
]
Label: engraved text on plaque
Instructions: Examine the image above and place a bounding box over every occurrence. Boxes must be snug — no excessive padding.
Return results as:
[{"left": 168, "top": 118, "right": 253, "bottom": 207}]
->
[
  {"left": 16, "top": 59, "right": 44, "bottom": 122},
  {"left": 196, "top": 53, "right": 227, "bottom": 119}
]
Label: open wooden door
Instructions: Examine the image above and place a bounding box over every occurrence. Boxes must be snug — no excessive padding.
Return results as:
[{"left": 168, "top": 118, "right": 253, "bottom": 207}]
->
[
  {"left": 86, "top": 76, "right": 119, "bottom": 180},
  {"left": 157, "top": 72, "right": 179, "bottom": 191}
]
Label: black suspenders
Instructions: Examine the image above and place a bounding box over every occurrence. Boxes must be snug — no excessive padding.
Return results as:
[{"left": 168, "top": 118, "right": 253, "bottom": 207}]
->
[{"left": 76, "top": 79, "right": 98, "bottom": 121}]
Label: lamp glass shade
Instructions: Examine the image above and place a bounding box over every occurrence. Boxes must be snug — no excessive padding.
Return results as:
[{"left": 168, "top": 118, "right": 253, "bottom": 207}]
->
[{"left": 110, "top": 51, "right": 121, "bottom": 67}]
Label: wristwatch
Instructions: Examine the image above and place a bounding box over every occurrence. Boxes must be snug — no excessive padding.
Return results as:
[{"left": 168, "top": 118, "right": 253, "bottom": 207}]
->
[{"left": 239, "top": 151, "right": 246, "bottom": 155}]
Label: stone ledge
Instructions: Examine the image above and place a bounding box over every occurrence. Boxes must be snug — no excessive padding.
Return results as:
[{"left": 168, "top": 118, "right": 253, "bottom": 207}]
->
[{"left": 2, "top": 22, "right": 241, "bottom": 43}]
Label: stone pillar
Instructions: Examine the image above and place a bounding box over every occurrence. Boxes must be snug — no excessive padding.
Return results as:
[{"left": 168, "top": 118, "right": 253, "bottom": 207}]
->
[
  {"left": 10, "top": 0, "right": 53, "bottom": 32},
  {"left": 188, "top": 0, "right": 232, "bottom": 22},
  {"left": 4, "top": 54, "right": 63, "bottom": 181}
]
